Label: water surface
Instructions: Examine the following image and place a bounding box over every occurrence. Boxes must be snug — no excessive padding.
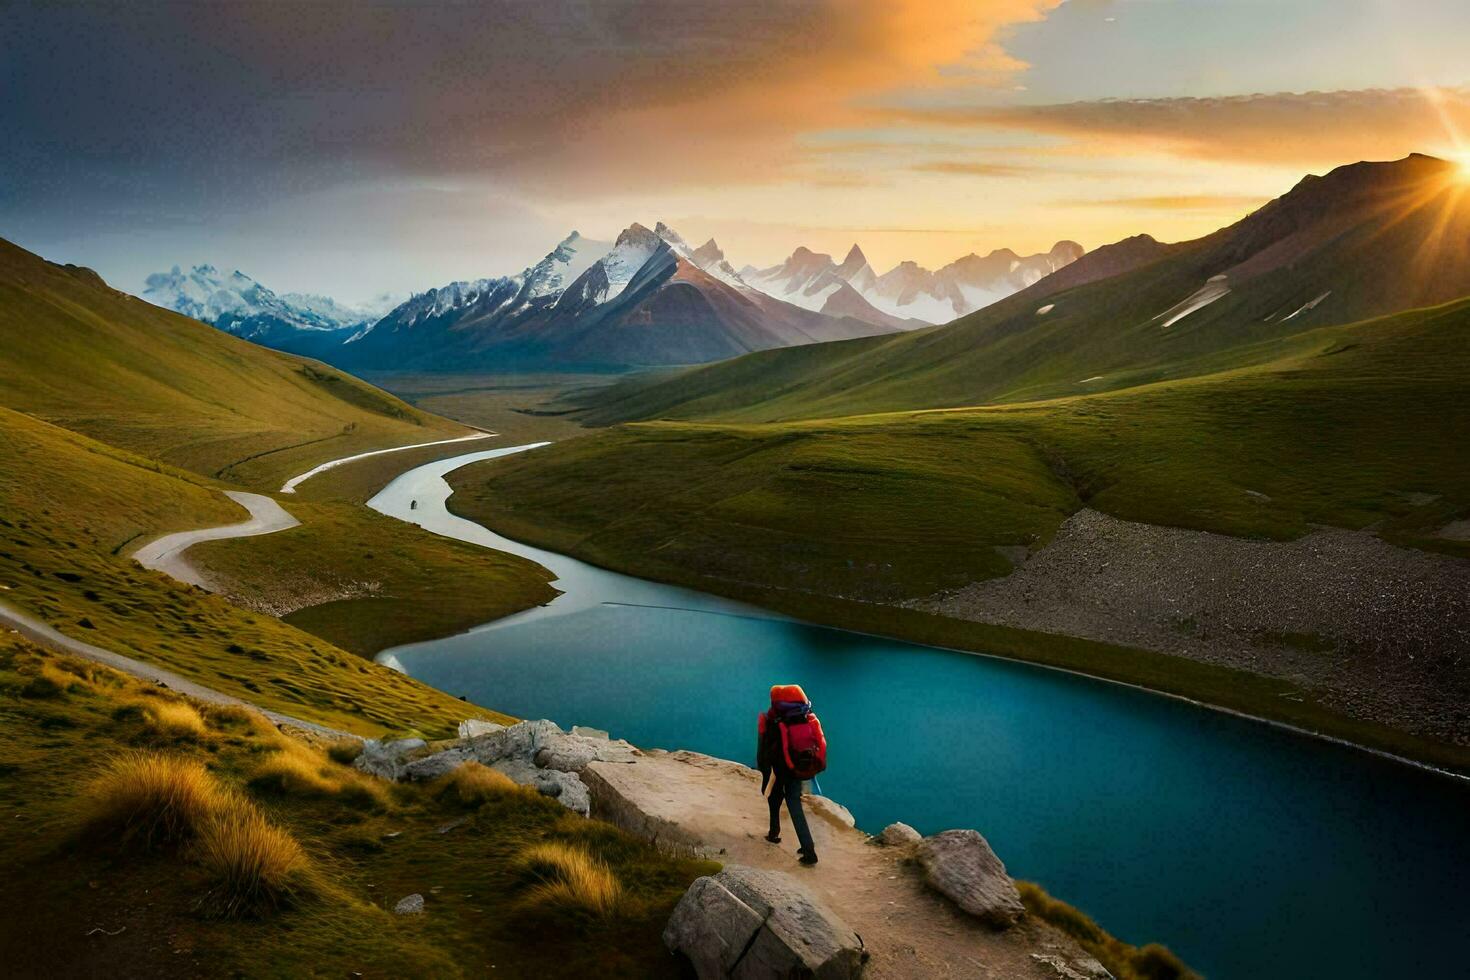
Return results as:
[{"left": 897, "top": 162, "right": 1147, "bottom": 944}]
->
[{"left": 371, "top": 447, "right": 1470, "bottom": 980}]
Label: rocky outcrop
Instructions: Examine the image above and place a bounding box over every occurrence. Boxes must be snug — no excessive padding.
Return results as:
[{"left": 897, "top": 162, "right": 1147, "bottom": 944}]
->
[
  {"left": 664, "top": 865, "right": 867, "bottom": 979},
  {"left": 916, "top": 829, "right": 1025, "bottom": 928},
  {"left": 353, "top": 737, "right": 427, "bottom": 780},
  {"left": 375, "top": 719, "right": 640, "bottom": 817}
]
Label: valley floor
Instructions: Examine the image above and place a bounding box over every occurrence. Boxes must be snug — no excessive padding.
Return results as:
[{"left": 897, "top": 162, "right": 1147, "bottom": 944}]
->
[{"left": 912, "top": 509, "right": 1470, "bottom": 749}]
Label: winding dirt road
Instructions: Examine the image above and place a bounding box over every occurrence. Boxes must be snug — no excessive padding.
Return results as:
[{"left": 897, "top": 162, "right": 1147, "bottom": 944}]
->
[
  {"left": 131, "top": 490, "right": 299, "bottom": 588},
  {"left": 279, "top": 431, "right": 494, "bottom": 493}
]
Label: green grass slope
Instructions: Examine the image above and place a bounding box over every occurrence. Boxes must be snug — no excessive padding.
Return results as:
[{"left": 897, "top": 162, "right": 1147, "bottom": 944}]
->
[
  {"left": 0, "top": 237, "right": 467, "bottom": 488},
  {"left": 0, "top": 405, "right": 512, "bottom": 736},
  {"left": 447, "top": 297, "right": 1470, "bottom": 771},
  {"left": 580, "top": 154, "right": 1470, "bottom": 424}
]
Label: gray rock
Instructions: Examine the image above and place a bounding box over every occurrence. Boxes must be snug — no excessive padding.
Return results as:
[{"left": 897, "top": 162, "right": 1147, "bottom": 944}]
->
[
  {"left": 1031, "top": 953, "right": 1114, "bottom": 979},
  {"left": 571, "top": 725, "right": 610, "bottom": 740},
  {"left": 354, "top": 737, "right": 427, "bottom": 780},
  {"left": 403, "top": 719, "right": 563, "bottom": 782},
  {"left": 457, "top": 718, "right": 506, "bottom": 739},
  {"left": 393, "top": 893, "right": 425, "bottom": 915},
  {"left": 664, "top": 865, "right": 866, "bottom": 979},
  {"left": 916, "top": 829, "right": 1024, "bottom": 929},
  {"left": 663, "top": 875, "right": 766, "bottom": 978},
  {"left": 533, "top": 733, "right": 639, "bottom": 772},
  {"left": 877, "top": 822, "right": 922, "bottom": 847},
  {"left": 494, "top": 757, "right": 591, "bottom": 816}
]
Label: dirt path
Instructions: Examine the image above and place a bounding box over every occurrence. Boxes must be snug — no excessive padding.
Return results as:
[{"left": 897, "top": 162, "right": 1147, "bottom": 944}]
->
[
  {"left": 279, "top": 431, "right": 495, "bottom": 493},
  {"left": 589, "top": 750, "right": 1097, "bottom": 979},
  {"left": 131, "top": 490, "right": 299, "bottom": 588},
  {"left": 0, "top": 599, "right": 349, "bottom": 737}
]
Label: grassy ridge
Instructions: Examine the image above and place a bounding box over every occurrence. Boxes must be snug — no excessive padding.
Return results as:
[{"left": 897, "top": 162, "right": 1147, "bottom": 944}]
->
[
  {"left": 0, "top": 406, "right": 511, "bottom": 736},
  {"left": 0, "top": 237, "right": 466, "bottom": 488},
  {"left": 578, "top": 156, "right": 1470, "bottom": 426},
  {"left": 445, "top": 300, "right": 1470, "bottom": 771}
]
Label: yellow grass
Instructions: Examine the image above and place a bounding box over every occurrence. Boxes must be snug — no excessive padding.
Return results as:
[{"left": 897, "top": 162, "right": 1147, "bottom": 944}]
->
[
  {"left": 436, "top": 761, "right": 519, "bottom": 808},
  {"left": 139, "top": 699, "right": 208, "bottom": 740},
  {"left": 249, "top": 742, "right": 388, "bottom": 809},
  {"left": 193, "top": 802, "right": 320, "bottom": 917},
  {"left": 83, "top": 751, "right": 228, "bottom": 849},
  {"left": 517, "top": 841, "right": 624, "bottom": 918}
]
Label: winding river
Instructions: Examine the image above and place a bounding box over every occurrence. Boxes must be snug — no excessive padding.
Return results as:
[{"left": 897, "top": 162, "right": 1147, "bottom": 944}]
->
[{"left": 369, "top": 445, "right": 1470, "bottom": 980}]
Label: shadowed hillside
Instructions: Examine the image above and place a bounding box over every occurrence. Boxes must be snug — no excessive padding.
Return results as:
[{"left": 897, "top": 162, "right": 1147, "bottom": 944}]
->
[{"left": 0, "top": 237, "right": 467, "bottom": 488}]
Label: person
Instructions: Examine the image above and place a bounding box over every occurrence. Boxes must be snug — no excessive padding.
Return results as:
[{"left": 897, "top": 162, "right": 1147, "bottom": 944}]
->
[{"left": 756, "top": 683, "right": 827, "bottom": 866}]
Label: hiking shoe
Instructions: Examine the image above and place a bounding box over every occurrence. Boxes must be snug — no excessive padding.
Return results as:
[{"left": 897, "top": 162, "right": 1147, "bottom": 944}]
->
[
  {"left": 798, "top": 851, "right": 819, "bottom": 865},
  {"left": 765, "top": 833, "right": 782, "bottom": 844}
]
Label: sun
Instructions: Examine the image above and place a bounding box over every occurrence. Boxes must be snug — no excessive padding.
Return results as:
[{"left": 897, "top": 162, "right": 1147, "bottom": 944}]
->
[{"left": 1454, "top": 153, "right": 1470, "bottom": 182}]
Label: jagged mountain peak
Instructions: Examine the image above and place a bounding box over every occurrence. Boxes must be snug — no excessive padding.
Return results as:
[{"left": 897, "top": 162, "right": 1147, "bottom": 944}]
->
[
  {"left": 616, "top": 222, "right": 663, "bottom": 249},
  {"left": 692, "top": 238, "right": 724, "bottom": 266}
]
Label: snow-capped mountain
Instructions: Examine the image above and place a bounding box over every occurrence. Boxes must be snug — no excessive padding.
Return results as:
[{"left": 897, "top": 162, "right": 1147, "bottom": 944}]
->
[
  {"left": 337, "top": 222, "right": 901, "bottom": 371},
  {"left": 140, "top": 264, "right": 402, "bottom": 358},
  {"left": 160, "top": 222, "right": 1091, "bottom": 371},
  {"left": 743, "top": 241, "right": 1085, "bottom": 325}
]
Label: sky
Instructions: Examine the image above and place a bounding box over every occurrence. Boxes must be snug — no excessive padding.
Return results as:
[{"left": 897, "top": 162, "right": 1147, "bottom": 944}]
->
[{"left": 4, "top": 0, "right": 1470, "bottom": 304}]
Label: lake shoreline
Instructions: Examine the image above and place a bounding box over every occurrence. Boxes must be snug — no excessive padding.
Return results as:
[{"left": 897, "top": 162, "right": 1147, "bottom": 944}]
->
[{"left": 438, "top": 466, "right": 1470, "bottom": 780}]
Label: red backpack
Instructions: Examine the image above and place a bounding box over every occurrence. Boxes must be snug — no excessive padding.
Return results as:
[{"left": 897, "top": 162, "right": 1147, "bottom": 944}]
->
[{"left": 779, "top": 713, "right": 827, "bottom": 779}]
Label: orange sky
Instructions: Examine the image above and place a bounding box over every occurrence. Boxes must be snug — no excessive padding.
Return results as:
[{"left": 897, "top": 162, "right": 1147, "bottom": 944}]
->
[{"left": 8, "top": 0, "right": 1470, "bottom": 297}]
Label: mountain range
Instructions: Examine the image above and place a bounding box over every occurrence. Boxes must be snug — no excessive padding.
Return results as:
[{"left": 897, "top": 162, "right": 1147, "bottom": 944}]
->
[
  {"left": 578, "top": 153, "right": 1470, "bottom": 422},
  {"left": 142, "top": 225, "right": 1086, "bottom": 371},
  {"left": 740, "top": 240, "right": 1083, "bottom": 325}
]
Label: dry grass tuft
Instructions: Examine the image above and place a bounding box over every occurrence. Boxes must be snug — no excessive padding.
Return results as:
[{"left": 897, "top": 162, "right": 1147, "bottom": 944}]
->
[
  {"left": 249, "top": 741, "right": 387, "bottom": 809},
  {"left": 205, "top": 702, "right": 275, "bottom": 735},
  {"left": 249, "top": 748, "right": 341, "bottom": 797},
  {"left": 139, "top": 699, "right": 208, "bottom": 740},
  {"left": 435, "top": 761, "right": 519, "bottom": 808},
  {"left": 193, "top": 802, "right": 320, "bottom": 917},
  {"left": 82, "top": 751, "right": 227, "bottom": 850},
  {"left": 516, "top": 841, "right": 624, "bottom": 918}
]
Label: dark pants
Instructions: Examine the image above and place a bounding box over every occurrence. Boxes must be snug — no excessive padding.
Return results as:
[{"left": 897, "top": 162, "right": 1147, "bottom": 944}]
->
[{"left": 767, "top": 775, "right": 814, "bottom": 853}]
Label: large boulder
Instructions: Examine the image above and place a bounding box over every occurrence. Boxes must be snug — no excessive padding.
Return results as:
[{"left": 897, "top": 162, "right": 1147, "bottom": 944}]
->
[
  {"left": 916, "top": 829, "right": 1024, "bottom": 929},
  {"left": 353, "top": 737, "right": 427, "bottom": 780},
  {"left": 664, "top": 865, "right": 866, "bottom": 979}
]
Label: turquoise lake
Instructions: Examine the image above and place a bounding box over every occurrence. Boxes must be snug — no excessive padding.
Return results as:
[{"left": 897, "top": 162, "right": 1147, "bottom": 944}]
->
[{"left": 373, "top": 447, "right": 1470, "bottom": 980}]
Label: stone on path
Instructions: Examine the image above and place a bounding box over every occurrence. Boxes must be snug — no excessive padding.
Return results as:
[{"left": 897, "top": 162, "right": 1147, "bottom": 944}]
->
[
  {"left": 916, "top": 829, "right": 1025, "bottom": 929},
  {"left": 877, "top": 822, "right": 922, "bottom": 848},
  {"left": 664, "top": 865, "right": 866, "bottom": 979}
]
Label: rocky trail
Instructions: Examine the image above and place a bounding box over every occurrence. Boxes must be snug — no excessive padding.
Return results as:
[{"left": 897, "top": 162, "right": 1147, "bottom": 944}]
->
[{"left": 366, "top": 721, "right": 1110, "bottom": 979}]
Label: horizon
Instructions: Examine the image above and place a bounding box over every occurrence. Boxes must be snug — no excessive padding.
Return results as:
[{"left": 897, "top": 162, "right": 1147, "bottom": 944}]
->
[{"left": 5, "top": 1, "right": 1470, "bottom": 304}]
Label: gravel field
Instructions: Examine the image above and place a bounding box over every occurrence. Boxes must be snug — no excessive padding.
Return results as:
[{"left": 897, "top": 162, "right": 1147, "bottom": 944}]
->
[{"left": 914, "top": 509, "right": 1470, "bottom": 746}]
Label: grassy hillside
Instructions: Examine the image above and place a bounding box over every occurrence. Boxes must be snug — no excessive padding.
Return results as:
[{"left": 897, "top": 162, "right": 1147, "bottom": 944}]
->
[
  {"left": 578, "top": 155, "right": 1470, "bottom": 425},
  {"left": 0, "top": 638, "right": 716, "bottom": 977},
  {"left": 446, "top": 298, "right": 1470, "bottom": 771},
  {"left": 0, "top": 237, "right": 467, "bottom": 488},
  {"left": 0, "top": 405, "right": 514, "bottom": 736},
  {"left": 189, "top": 501, "right": 558, "bottom": 657}
]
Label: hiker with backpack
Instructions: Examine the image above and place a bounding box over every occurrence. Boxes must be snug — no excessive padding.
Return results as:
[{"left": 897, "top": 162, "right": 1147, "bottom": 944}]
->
[{"left": 757, "top": 683, "right": 827, "bottom": 866}]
